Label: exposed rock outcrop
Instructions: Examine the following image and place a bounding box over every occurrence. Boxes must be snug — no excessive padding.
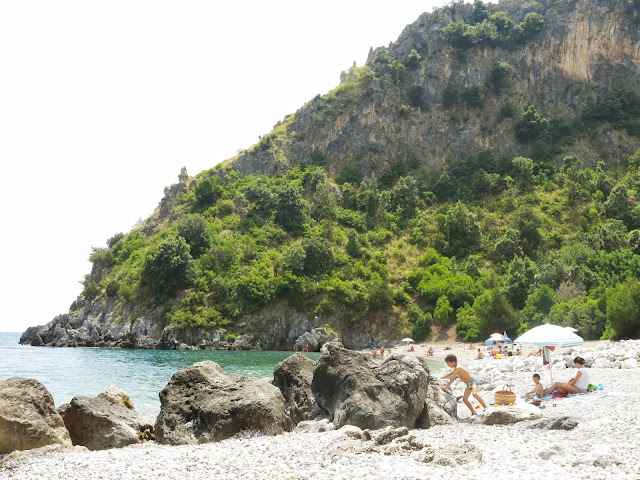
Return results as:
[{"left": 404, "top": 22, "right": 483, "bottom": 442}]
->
[
  {"left": 310, "top": 342, "right": 456, "bottom": 429},
  {"left": 58, "top": 396, "right": 154, "bottom": 450},
  {"left": 0, "top": 378, "right": 72, "bottom": 454},
  {"left": 272, "top": 353, "right": 323, "bottom": 424},
  {"left": 154, "top": 361, "right": 289, "bottom": 445},
  {"left": 294, "top": 327, "right": 339, "bottom": 352}
]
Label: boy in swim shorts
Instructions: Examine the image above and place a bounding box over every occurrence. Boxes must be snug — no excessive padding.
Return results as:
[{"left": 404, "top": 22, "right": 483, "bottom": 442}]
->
[{"left": 441, "top": 354, "right": 487, "bottom": 415}]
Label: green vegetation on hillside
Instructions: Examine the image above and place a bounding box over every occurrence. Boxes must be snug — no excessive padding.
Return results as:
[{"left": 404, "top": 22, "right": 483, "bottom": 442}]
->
[{"left": 85, "top": 144, "right": 640, "bottom": 342}]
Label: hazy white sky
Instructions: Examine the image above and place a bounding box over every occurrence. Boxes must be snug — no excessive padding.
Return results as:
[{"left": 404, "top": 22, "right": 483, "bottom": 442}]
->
[{"left": 0, "top": 0, "right": 463, "bottom": 333}]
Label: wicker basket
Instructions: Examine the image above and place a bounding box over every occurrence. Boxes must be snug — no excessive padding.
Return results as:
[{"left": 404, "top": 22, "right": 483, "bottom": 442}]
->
[{"left": 494, "top": 384, "right": 516, "bottom": 404}]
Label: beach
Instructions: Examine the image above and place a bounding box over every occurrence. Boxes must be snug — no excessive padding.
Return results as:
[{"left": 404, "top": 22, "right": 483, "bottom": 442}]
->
[{"left": 2, "top": 339, "right": 639, "bottom": 479}]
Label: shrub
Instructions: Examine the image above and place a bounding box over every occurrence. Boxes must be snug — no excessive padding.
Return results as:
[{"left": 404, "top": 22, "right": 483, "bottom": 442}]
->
[
  {"left": 407, "top": 84, "right": 426, "bottom": 109},
  {"left": 177, "top": 214, "right": 211, "bottom": 257},
  {"left": 515, "top": 105, "right": 548, "bottom": 142},
  {"left": 194, "top": 176, "right": 222, "bottom": 208},
  {"left": 143, "top": 236, "right": 196, "bottom": 301}
]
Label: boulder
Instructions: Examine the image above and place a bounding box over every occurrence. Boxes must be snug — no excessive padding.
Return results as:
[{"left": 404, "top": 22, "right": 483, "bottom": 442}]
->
[
  {"left": 294, "top": 418, "right": 336, "bottom": 434},
  {"left": 97, "top": 385, "right": 135, "bottom": 410},
  {"left": 474, "top": 403, "right": 543, "bottom": 425},
  {"left": 294, "top": 327, "right": 339, "bottom": 352},
  {"left": 311, "top": 342, "right": 453, "bottom": 430},
  {"left": 0, "top": 378, "right": 72, "bottom": 454},
  {"left": 530, "top": 416, "right": 579, "bottom": 430},
  {"left": 418, "top": 381, "right": 458, "bottom": 427},
  {"left": 273, "top": 353, "right": 323, "bottom": 425},
  {"left": 155, "top": 361, "right": 289, "bottom": 445},
  {"left": 58, "top": 396, "right": 154, "bottom": 450}
]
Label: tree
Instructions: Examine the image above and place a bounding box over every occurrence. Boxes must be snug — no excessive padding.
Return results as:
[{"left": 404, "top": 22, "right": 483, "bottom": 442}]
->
[
  {"left": 302, "top": 236, "right": 333, "bottom": 275},
  {"left": 367, "top": 273, "right": 394, "bottom": 312},
  {"left": 194, "top": 177, "right": 222, "bottom": 208},
  {"left": 504, "top": 256, "right": 537, "bottom": 310},
  {"left": 441, "top": 202, "right": 481, "bottom": 258},
  {"left": 515, "top": 105, "right": 548, "bottom": 142},
  {"left": 603, "top": 184, "right": 630, "bottom": 223},
  {"left": 493, "top": 228, "right": 522, "bottom": 262},
  {"left": 176, "top": 214, "right": 211, "bottom": 257},
  {"left": 144, "top": 236, "right": 195, "bottom": 300},
  {"left": 405, "top": 49, "right": 423, "bottom": 70},
  {"left": 521, "top": 284, "right": 560, "bottom": 327},
  {"left": 434, "top": 296, "right": 453, "bottom": 325},
  {"left": 510, "top": 206, "right": 542, "bottom": 256},
  {"left": 521, "top": 12, "right": 544, "bottom": 37},
  {"left": 472, "top": 0, "right": 489, "bottom": 24},
  {"left": 605, "top": 278, "right": 640, "bottom": 339},
  {"left": 407, "top": 84, "right": 425, "bottom": 109},
  {"left": 490, "top": 61, "right": 512, "bottom": 92},
  {"left": 274, "top": 183, "right": 308, "bottom": 233},
  {"left": 280, "top": 241, "right": 306, "bottom": 275},
  {"left": 511, "top": 156, "right": 534, "bottom": 191}
]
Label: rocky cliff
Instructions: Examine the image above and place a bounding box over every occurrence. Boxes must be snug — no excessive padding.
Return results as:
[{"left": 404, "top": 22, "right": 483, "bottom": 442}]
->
[{"left": 20, "top": 0, "right": 640, "bottom": 350}]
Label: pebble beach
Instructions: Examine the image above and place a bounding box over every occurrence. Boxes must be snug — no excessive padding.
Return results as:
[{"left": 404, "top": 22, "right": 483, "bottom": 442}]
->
[{"left": 2, "top": 340, "right": 639, "bottom": 480}]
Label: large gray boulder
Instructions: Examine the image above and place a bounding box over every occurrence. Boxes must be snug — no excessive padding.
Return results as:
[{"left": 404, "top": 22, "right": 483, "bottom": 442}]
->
[
  {"left": 0, "top": 378, "right": 72, "bottom": 454},
  {"left": 58, "top": 396, "right": 154, "bottom": 450},
  {"left": 273, "top": 353, "right": 324, "bottom": 425},
  {"left": 311, "top": 342, "right": 453, "bottom": 429},
  {"left": 294, "top": 327, "right": 339, "bottom": 352},
  {"left": 155, "top": 361, "right": 289, "bottom": 445}
]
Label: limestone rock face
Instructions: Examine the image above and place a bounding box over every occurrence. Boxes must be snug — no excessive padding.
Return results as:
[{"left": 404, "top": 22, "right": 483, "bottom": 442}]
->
[
  {"left": 58, "top": 396, "right": 154, "bottom": 450},
  {"left": 96, "top": 385, "right": 135, "bottom": 410},
  {"left": 272, "top": 353, "right": 323, "bottom": 425},
  {"left": 311, "top": 342, "right": 454, "bottom": 429},
  {"left": 155, "top": 361, "right": 289, "bottom": 445},
  {"left": 0, "top": 378, "right": 72, "bottom": 454}
]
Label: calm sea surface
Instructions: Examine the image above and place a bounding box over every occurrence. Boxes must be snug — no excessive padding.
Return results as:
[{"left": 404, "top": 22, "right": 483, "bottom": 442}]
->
[{"left": 0, "top": 331, "right": 321, "bottom": 417}]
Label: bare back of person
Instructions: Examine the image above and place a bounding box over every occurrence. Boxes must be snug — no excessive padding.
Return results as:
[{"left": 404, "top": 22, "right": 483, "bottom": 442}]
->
[{"left": 454, "top": 365, "right": 473, "bottom": 384}]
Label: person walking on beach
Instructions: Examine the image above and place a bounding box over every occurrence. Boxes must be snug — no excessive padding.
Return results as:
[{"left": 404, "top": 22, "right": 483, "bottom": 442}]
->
[
  {"left": 440, "top": 354, "right": 487, "bottom": 415},
  {"left": 544, "top": 356, "right": 590, "bottom": 395}
]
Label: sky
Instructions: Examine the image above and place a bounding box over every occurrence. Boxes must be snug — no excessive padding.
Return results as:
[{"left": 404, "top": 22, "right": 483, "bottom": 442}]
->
[{"left": 0, "top": 0, "right": 466, "bottom": 333}]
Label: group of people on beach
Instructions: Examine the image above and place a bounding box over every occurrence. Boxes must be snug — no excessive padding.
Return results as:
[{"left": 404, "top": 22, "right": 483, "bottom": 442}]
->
[{"left": 440, "top": 354, "right": 591, "bottom": 416}]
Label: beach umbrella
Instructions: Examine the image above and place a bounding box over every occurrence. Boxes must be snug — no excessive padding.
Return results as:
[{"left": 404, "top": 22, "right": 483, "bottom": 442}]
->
[
  {"left": 400, "top": 338, "right": 414, "bottom": 344},
  {"left": 489, "top": 332, "right": 504, "bottom": 339},
  {"left": 514, "top": 323, "right": 583, "bottom": 383}
]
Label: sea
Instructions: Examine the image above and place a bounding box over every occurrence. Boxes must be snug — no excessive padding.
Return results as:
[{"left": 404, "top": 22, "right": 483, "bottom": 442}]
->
[{"left": 0, "top": 331, "right": 321, "bottom": 417}]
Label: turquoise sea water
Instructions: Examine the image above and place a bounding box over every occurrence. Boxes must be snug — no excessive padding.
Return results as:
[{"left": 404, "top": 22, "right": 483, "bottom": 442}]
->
[{"left": 0, "top": 331, "right": 320, "bottom": 417}]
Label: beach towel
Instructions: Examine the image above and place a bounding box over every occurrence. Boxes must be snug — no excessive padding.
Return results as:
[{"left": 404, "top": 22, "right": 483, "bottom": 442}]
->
[{"left": 552, "top": 392, "right": 568, "bottom": 398}]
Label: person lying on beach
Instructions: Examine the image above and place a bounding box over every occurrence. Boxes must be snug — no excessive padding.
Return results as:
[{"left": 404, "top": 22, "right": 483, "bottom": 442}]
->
[
  {"left": 543, "top": 356, "right": 590, "bottom": 395},
  {"left": 441, "top": 354, "right": 487, "bottom": 415},
  {"left": 476, "top": 348, "right": 484, "bottom": 360},
  {"left": 522, "top": 373, "right": 544, "bottom": 400},
  {"left": 528, "top": 348, "right": 542, "bottom": 357}
]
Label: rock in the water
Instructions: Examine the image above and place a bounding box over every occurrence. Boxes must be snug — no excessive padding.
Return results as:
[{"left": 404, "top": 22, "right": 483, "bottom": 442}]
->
[
  {"left": 155, "top": 360, "right": 289, "bottom": 445},
  {"left": 0, "top": 378, "right": 72, "bottom": 454},
  {"left": 294, "top": 327, "right": 339, "bottom": 352},
  {"left": 311, "top": 342, "right": 452, "bottom": 429},
  {"left": 97, "top": 385, "right": 135, "bottom": 410},
  {"left": 273, "top": 353, "right": 323, "bottom": 425},
  {"left": 58, "top": 396, "right": 154, "bottom": 450},
  {"left": 530, "top": 416, "right": 579, "bottom": 430},
  {"left": 476, "top": 403, "right": 543, "bottom": 425}
]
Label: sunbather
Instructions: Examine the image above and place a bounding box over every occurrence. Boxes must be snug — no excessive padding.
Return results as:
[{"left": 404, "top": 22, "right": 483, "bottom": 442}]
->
[
  {"left": 522, "top": 373, "right": 544, "bottom": 400},
  {"left": 543, "top": 356, "right": 590, "bottom": 395}
]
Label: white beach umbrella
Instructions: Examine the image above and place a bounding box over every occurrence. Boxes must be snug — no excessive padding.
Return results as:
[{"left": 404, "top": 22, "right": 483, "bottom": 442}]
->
[
  {"left": 514, "top": 323, "right": 583, "bottom": 383},
  {"left": 401, "top": 338, "right": 414, "bottom": 344}
]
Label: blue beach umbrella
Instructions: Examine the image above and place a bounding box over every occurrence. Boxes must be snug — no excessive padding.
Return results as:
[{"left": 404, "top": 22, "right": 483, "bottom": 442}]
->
[{"left": 514, "top": 323, "right": 583, "bottom": 383}]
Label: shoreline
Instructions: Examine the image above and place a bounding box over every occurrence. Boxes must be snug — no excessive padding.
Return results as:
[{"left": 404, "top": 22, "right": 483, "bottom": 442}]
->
[{"left": 2, "top": 339, "right": 639, "bottom": 479}]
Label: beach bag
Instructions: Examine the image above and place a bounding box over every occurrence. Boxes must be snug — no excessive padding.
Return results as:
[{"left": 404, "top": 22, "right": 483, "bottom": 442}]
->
[{"left": 494, "top": 384, "right": 516, "bottom": 404}]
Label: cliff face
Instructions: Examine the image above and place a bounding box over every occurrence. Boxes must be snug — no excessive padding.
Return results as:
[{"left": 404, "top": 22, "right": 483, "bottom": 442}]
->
[
  {"left": 20, "top": 0, "right": 640, "bottom": 351},
  {"left": 226, "top": 0, "right": 640, "bottom": 180}
]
